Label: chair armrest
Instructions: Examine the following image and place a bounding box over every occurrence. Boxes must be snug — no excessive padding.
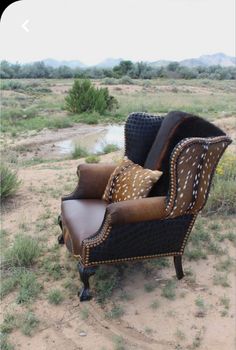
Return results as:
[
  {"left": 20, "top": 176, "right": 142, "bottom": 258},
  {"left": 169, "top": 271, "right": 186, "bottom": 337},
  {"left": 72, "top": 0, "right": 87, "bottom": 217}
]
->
[
  {"left": 62, "top": 163, "right": 116, "bottom": 201},
  {"left": 106, "top": 196, "right": 167, "bottom": 225}
]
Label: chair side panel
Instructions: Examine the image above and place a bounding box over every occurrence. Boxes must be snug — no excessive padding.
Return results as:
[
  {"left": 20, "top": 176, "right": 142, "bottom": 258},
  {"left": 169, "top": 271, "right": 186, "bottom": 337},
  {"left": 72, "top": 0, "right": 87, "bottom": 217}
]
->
[{"left": 87, "top": 215, "right": 194, "bottom": 264}]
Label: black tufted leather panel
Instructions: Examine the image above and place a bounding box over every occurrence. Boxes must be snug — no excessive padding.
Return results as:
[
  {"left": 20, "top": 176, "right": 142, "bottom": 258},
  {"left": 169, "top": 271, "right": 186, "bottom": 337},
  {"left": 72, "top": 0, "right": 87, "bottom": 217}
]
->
[
  {"left": 124, "top": 112, "right": 164, "bottom": 166},
  {"left": 88, "top": 215, "right": 194, "bottom": 263}
]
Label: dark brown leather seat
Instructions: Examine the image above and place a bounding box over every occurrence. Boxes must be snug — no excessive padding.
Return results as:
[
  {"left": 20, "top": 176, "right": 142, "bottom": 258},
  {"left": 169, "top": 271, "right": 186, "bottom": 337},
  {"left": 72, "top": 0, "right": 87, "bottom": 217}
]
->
[{"left": 61, "top": 199, "right": 107, "bottom": 255}]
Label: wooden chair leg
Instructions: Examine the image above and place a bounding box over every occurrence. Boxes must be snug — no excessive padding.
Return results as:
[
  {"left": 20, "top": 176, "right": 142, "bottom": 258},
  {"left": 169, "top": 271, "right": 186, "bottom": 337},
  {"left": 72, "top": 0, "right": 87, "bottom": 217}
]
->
[
  {"left": 78, "top": 262, "right": 97, "bottom": 302},
  {"left": 57, "top": 215, "right": 64, "bottom": 244},
  {"left": 174, "top": 256, "right": 184, "bottom": 280}
]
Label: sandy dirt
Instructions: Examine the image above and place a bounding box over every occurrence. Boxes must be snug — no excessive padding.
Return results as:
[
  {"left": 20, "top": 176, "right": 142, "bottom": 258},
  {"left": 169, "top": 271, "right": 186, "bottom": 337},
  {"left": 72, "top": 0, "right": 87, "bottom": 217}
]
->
[{"left": 1, "top": 148, "right": 236, "bottom": 350}]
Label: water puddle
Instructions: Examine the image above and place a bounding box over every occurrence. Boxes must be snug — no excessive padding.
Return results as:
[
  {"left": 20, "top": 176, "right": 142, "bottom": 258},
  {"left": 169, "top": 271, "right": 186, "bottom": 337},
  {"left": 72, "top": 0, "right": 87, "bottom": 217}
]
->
[{"left": 56, "top": 124, "right": 124, "bottom": 154}]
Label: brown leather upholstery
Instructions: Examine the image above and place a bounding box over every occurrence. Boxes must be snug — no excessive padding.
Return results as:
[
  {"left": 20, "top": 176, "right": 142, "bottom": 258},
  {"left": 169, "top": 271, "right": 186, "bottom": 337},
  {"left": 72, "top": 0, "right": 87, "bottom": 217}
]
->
[
  {"left": 62, "top": 163, "right": 116, "bottom": 201},
  {"left": 61, "top": 199, "right": 107, "bottom": 255},
  {"left": 107, "top": 196, "right": 167, "bottom": 225}
]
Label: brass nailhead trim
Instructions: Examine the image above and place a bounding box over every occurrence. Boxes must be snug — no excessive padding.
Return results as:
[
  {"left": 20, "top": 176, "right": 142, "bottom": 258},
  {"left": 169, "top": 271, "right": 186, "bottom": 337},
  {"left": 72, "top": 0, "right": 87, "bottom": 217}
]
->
[{"left": 74, "top": 251, "right": 182, "bottom": 267}]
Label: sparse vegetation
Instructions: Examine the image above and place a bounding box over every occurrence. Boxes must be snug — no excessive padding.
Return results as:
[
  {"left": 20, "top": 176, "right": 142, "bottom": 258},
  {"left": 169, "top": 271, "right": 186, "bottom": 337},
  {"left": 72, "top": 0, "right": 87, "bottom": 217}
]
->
[
  {"left": 0, "top": 333, "right": 14, "bottom": 350},
  {"left": 144, "top": 282, "right": 157, "bottom": 293},
  {"left": 213, "top": 273, "right": 230, "bottom": 287},
  {"left": 80, "top": 307, "right": 89, "bottom": 320},
  {"left": 20, "top": 312, "right": 39, "bottom": 336},
  {"left": 71, "top": 144, "right": 88, "bottom": 159},
  {"left": 105, "top": 305, "right": 124, "bottom": 319},
  {"left": 3, "top": 234, "right": 41, "bottom": 268},
  {"left": 150, "top": 300, "right": 160, "bottom": 310},
  {"left": 204, "top": 153, "right": 236, "bottom": 215},
  {"left": 93, "top": 266, "right": 120, "bottom": 303},
  {"left": 85, "top": 154, "right": 100, "bottom": 163},
  {"left": 102, "top": 143, "right": 120, "bottom": 154},
  {"left": 195, "top": 296, "right": 207, "bottom": 317},
  {"left": 112, "top": 335, "right": 126, "bottom": 350},
  {"left": 161, "top": 280, "right": 176, "bottom": 300},
  {"left": 48, "top": 289, "right": 64, "bottom": 304},
  {"left": 16, "top": 270, "right": 41, "bottom": 304},
  {"left": 0, "top": 311, "right": 39, "bottom": 337},
  {"left": 0, "top": 164, "right": 21, "bottom": 200}
]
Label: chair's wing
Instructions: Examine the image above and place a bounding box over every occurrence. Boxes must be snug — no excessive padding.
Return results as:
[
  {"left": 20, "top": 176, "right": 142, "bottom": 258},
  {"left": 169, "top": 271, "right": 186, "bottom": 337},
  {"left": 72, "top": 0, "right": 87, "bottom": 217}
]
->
[
  {"left": 125, "top": 112, "right": 164, "bottom": 166},
  {"left": 166, "top": 136, "right": 232, "bottom": 218}
]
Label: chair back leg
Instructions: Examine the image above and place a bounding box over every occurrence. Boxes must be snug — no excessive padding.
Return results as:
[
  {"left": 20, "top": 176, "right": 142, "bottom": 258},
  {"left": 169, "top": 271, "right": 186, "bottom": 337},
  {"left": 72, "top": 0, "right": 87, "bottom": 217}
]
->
[{"left": 174, "top": 256, "right": 184, "bottom": 280}]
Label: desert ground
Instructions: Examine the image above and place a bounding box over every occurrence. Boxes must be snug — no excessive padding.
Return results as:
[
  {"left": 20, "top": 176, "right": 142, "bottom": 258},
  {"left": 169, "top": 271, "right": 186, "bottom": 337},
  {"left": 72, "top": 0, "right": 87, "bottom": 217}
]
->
[{"left": 1, "top": 79, "right": 236, "bottom": 350}]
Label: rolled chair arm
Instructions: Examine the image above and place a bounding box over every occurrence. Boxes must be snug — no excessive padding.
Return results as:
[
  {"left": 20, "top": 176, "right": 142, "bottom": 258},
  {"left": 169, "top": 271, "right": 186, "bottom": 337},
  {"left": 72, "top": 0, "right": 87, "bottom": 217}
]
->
[
  {"left": 62, "top": 163, "right": 116, "bottom": 201},
  {"left": 106, "top": 196, "right": 167, "bottom": 225}
]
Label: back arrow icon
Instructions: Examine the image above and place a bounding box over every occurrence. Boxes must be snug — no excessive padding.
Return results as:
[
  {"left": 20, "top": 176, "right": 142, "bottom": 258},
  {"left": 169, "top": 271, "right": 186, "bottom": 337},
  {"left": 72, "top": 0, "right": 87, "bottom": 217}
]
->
[{"left": 22, "top": 19, "right": 29, "bottom": 32}]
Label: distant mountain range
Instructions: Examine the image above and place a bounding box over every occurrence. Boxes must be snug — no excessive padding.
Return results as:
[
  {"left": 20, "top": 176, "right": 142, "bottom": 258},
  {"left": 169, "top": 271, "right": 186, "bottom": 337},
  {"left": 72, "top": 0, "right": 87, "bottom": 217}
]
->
[
  {"left": 149, "top": 53, "right": 235, "bottom": 68},
  {"left": 41, "top": 53, "right": 235, "bottom": 69}
]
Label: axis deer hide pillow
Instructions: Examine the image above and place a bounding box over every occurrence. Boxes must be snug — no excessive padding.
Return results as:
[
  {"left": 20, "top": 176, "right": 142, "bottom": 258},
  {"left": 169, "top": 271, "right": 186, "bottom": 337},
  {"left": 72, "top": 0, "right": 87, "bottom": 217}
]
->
[{"left": 103, "top": 157, "right": 162, "bottom": 203}]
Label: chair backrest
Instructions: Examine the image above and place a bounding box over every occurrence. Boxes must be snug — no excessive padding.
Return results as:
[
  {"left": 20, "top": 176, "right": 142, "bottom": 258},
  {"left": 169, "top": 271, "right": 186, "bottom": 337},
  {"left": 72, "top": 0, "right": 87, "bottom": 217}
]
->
[
  {"left": 144, "top": 111, "right": 226, "bottom": 195},
  {"left": 166, "top": 136, "right": 231, "bottom": 218},
  {"left": 124, "top": 112, "right": 164, "bottom": 166}
]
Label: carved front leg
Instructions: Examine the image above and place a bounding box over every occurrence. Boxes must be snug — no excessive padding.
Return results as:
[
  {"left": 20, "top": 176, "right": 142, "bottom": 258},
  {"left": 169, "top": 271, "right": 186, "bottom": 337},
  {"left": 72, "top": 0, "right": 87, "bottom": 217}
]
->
[{"left": 78, "top": 262, "right": 97, "bottom": 301}]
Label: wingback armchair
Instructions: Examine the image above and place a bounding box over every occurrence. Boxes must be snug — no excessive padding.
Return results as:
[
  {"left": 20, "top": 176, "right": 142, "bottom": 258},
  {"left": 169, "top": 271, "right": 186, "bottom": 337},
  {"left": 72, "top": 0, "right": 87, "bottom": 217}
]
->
[{"left": 58, "top": 111, "right": 231, "bottom": 301}]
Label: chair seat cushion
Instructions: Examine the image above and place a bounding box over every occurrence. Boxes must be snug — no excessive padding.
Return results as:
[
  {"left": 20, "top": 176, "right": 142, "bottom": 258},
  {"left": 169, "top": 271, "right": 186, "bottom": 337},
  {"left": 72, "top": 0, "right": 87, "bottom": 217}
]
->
[{"left": 61, "top": 199, "right": 107, "bottom": 256}]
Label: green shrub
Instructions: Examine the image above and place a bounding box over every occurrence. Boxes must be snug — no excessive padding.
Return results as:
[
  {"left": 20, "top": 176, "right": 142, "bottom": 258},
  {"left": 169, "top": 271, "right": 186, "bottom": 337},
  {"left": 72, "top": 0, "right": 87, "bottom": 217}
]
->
[
  {"left": 161, "top": 280, "right": 176, "bottom": 300},
  {"left": 74, "top": 111, "right": 100, "bottom": 124},
  {"left": 105, "top": 305, "right": 124, "bottom": 319},
  {"left": 20, "top": 312, "right": 39, "bottom": 336},
  {"left": 1, "top": 80, "right": 24, "bottom": 91},
  {"left": 48, "top": 289, "right": 64, "bottom": 305},
  {"left": 71, "top": 145, "right": 88, "bottom": 159},
  {"left": 65, "top": 79, "right": 118, "bottom": 115},
  {"left": 204, "top": 153, "right": 236, "bottom": 215},
  {"left": 119, "top": 75, "right": 134, "bottom": 85},
  {"left": 4, "top": 235, "right": 41, "bottom": 268},
  {"left": 0, "top": 314, "right": 16, "bottom": 334},
  {"left": 85, "top": 155, "right": 100, "bottom": 163},
  {"left": 0, "top": 333, "right": 14, "bottom": 350},
  {"left": 102, "top": 143, "right": 120, "bottom": 154},
  {"left": 0, "top": 164, "right": 21, "bottom": 200},
  {"left": 16, "top": 270, "right": 41, "bottom": 304},
  {"left": 1, "top": 108, "right": 24, "bottom": 121},
  {"left": 93, "top": 266, "right": 120, "bottom": 303}
]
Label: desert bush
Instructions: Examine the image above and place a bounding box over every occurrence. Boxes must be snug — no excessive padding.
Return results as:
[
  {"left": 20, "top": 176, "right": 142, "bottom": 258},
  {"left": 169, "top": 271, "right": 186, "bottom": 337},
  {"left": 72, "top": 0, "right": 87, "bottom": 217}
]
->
[
  {"left": 71, "top": 145, "right": 88, "bottom": 159},
  {"left": 4, "top": 234, "right": 41, "bottom": 268},
  {"left": 0, "top": 164, "right": 21, "bottom": 200},
  {"left": 102, "top": 143, "right": 120, "bottom": 154},
  {"left": 48, "top": 289, "right": 64, "bottom": 304},
  {"left": 65, "top": 79, "right": 118, "bottom": 115},
  {"left": 93, "top": 266, "right": 120, "bottom": 303},
  {"left": 119, "top": 75, "right": 134, "bottom": 85},
  {"left": 1, "top": 80, "right": 24, "bottom": 91},
  {"left": 85, "top": 155, "right": 100, "bottom": 163},
  {"left": 0, "top": 333, "right": 14, "bottom": 350},
  {"left": 1, "top": 108, "right": 24, "bottom": 121},
  {"left": 204, "top": 152, "right": 236, "bottom": 215},
  {"left": 102, "top": 77, "right": 118, "bottom": 85},
  {"left": 16, "top": 270, "right": 41, "bottom": 303}
]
